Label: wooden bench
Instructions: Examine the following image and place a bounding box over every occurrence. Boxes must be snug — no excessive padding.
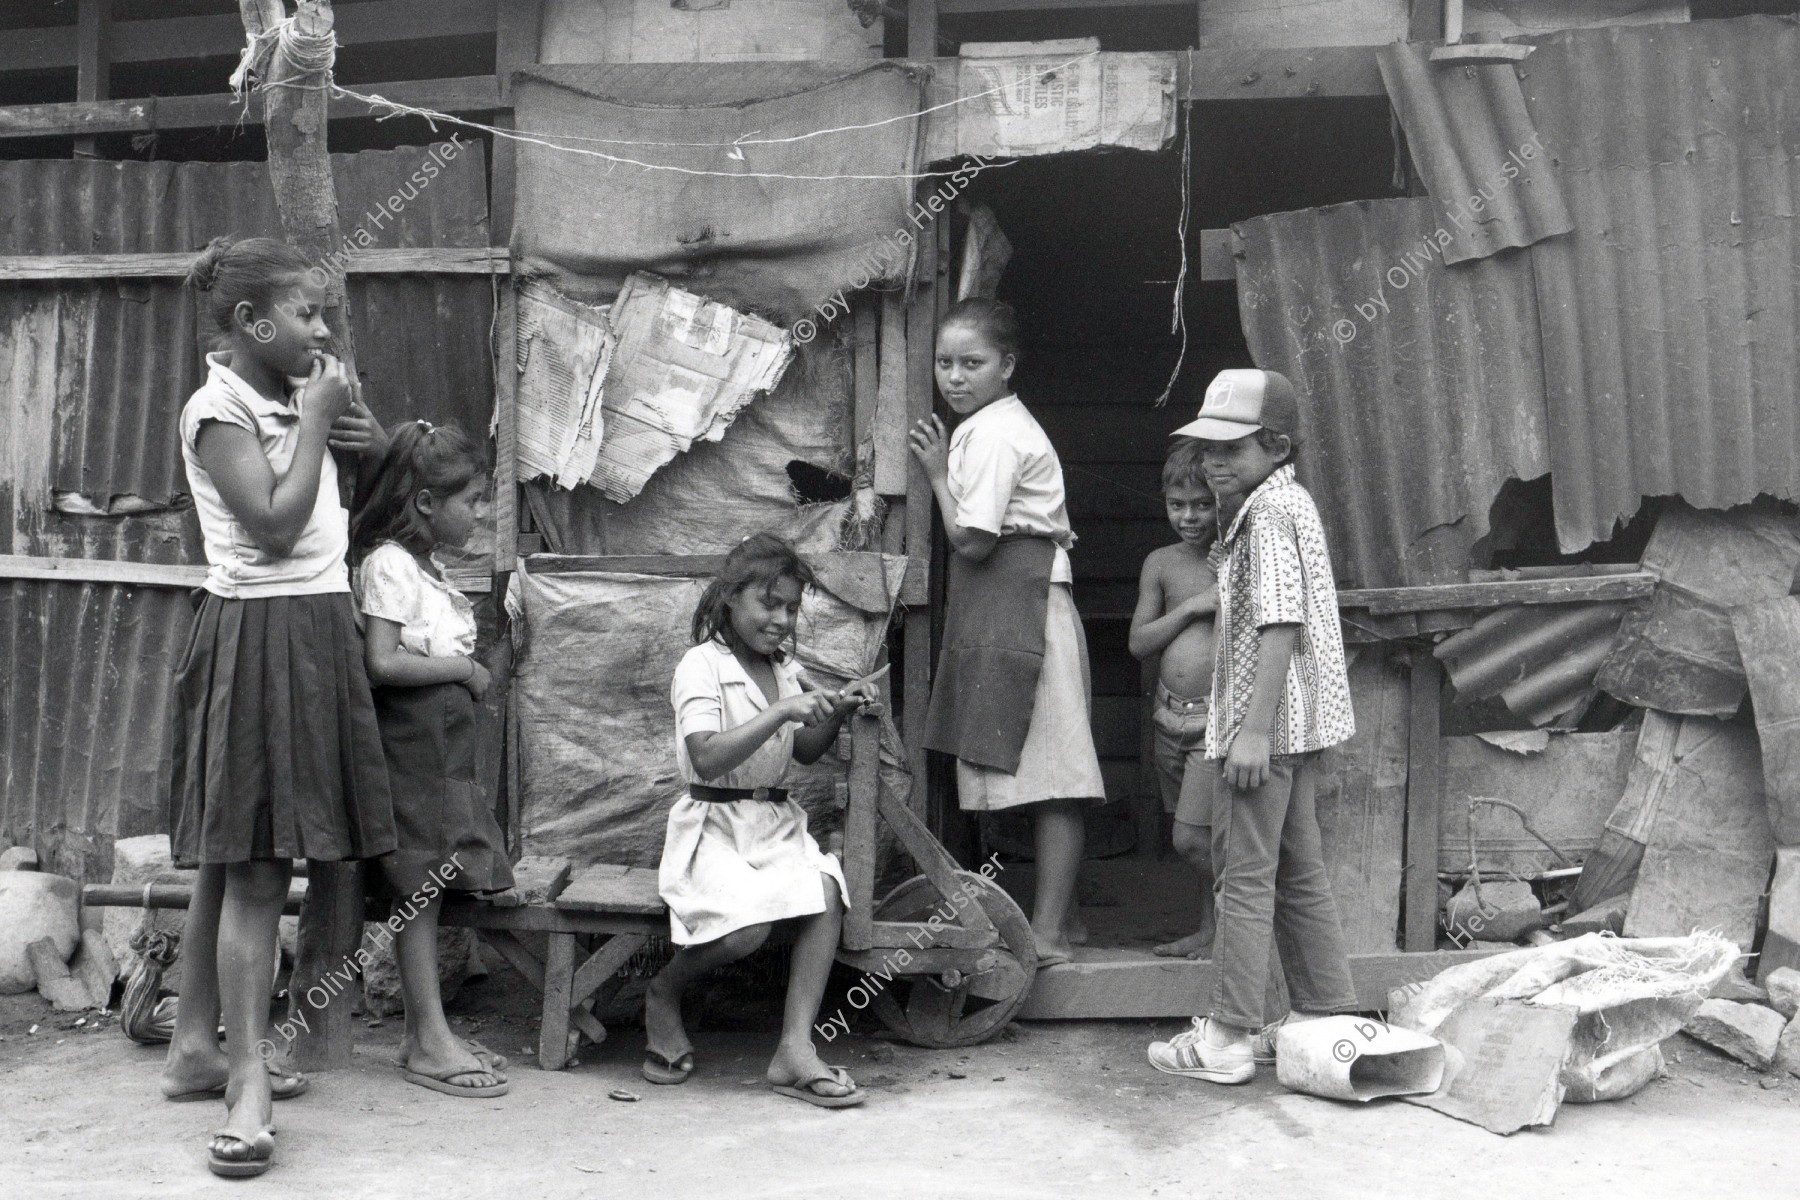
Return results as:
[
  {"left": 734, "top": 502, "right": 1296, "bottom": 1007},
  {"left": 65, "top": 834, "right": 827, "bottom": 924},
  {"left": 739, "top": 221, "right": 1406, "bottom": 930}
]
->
[{"left": 82, "top": 854, "right": 668, "bottom": 1072}]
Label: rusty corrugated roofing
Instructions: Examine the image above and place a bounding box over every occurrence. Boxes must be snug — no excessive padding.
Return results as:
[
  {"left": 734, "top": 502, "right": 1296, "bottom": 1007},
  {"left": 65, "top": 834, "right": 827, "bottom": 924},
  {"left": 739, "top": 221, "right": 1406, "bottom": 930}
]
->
[
  {"left": 1517, "top": 17, "right": 1800, "bottom": 551},
  {"left": 1435, "top": 597, "right": 1632, "bottom": 727},
  {"left": 1233, "top": 197, "right": 1551, "bottom": 589},
  {"left": 1376, "top": 42, "right": 1572, "bottom": 265},
  {"left": 0, "top": 145, "right": 497, "bottom": 880}
]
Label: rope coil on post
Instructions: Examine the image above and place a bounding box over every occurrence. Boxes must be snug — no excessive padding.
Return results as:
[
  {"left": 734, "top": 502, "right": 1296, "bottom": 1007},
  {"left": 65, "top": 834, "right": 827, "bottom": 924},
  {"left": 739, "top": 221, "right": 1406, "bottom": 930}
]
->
[{"left": 230, "top": 16, "right": 338, "bottom": 102}]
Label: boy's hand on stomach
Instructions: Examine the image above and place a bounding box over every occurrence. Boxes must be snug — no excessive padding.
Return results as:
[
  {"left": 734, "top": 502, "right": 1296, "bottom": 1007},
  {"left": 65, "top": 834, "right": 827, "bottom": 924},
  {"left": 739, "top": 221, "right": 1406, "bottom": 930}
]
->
[{"left": 1223, "top": 731, "right": 1272, "bottom": 791}]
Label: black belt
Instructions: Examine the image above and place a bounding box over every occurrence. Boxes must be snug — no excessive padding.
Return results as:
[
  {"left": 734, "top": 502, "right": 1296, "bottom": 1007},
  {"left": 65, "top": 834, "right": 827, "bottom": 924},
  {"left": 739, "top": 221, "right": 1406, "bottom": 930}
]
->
[{"left": 689, "top": 785, "right": 789, "bottom": 804}]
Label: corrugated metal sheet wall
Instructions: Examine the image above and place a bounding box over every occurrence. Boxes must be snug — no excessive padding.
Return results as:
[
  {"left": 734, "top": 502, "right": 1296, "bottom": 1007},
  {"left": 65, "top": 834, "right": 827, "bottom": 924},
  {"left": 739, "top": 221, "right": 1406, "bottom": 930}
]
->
[{"left": 0, "top": 145, "right": 497, "bottom": 880}]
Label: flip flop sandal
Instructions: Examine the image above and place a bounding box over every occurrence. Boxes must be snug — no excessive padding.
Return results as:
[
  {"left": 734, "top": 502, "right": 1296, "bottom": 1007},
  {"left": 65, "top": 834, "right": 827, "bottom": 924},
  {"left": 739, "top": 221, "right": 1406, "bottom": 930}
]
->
[
  {"left": 167, "top": 1064, "right": 310, "bottom": 1103},
  {"left": 641, "top": 1049, "right": 694, "bottom": 1085},
  {"left": 391, "top": 1041, "right": 509, "bottom": 1079},
  {"left": 206, "top": 1129, "right": 275, "bottom": 1178},
  {"left": 401, "top": 1066, "right": 510, "bottom": 1098},
  {"left": 771, "top": 1066, "right": 866, "bottom": 1109}
]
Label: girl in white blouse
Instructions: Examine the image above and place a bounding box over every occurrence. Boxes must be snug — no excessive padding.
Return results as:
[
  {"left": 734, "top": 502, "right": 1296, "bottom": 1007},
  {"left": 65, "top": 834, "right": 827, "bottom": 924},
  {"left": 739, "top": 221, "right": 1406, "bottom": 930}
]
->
[
  {"left": 645, "top": 534, "right": 880, "bottom": 1108},
  {"left": 353, "top": 421, "right": 514, "bottom": 1100}
]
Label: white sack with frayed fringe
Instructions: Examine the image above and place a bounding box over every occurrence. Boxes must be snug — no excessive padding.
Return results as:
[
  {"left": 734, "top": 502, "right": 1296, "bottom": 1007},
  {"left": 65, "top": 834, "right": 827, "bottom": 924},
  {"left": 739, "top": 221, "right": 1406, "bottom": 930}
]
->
[{"left": 1388, "top": 932, "right": 1741, "bottom": 1102}]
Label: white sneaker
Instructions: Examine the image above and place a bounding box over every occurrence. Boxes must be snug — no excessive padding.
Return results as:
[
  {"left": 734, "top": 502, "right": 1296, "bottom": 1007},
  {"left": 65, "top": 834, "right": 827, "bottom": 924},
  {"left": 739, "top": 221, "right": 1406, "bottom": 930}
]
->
[
  {"left": 1252, "top": 1011, "right": 1330, "bottom": 1064},
  {"left": 1147, "top": 1017, "right": 1255, "bottom": 1084}
]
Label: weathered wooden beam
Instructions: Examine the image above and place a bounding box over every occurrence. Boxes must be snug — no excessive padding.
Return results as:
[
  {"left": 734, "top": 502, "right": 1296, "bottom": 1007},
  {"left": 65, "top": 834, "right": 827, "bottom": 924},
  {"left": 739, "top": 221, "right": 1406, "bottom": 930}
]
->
[
  {"left": 73, "top": 0, "right": 110, "bottom": 159},
  {"left": 1340, "top": 572, "right": 1656, "bottom": 616},
  {"left": 0, "top": 247, "right": 509, "bottom": 280},
  {"left": 0, "top": 0, "right": 500, "bottom": 73},
  {"left": 1403, "top": 652, "right": 1443, "bottom": 953},
  {"left": 842, "top": 715, "right": 881, "bottom": 950},
  {"left": 1016, "top": 947, "right": 1499, "bottom": 1019},
  {"left": 489, "top": 0, "right": 543, "bottom": 247},
  {"left": 907, "top": 0, "right": 939, "bottom": 59},
  {"left": 0, "top": 76, "right": 503, "bottom": 141}
]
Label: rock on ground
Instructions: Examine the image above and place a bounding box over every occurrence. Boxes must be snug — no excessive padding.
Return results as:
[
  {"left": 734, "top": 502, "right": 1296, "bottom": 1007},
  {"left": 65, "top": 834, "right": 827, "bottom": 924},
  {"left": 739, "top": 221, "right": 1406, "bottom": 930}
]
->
[
  {"left": 102, "top": 835, "right": 193, "bottom": 995},
  {"left": 1766, "top": 967, "right": 1800, "bottom": 1021},
  {"left": 1445, "top": 879, "right": 1542, "bottom": 943},
  {"left": 0, "top": 872, "right": 80, "bottom": 994},
  {"left": 1778, "top": 1016, "right": 1800, "bottom": 1079},
  {"left": 0, "top": 846, "right": 41, "bottom": 871},
  {"left": 1683, "top": 998, "right": 1786, "bottom": 1070},
  {"left": 359, "top": 923, "right": 479, "bottom": 1018}
]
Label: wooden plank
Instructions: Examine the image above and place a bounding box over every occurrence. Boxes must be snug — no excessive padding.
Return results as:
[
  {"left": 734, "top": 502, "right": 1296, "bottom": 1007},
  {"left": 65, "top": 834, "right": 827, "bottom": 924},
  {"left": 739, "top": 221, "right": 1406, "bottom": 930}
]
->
[
  {"left": 489, "top": 0, "right": 542, "bottom": 248},
  {"left": 480, "top": 928, "right": 545, "bottom": 990},
  {"left": 288, "top": 860, "right": 363, "bottom": 1070},
  {"left": 554, "top": 863, "right": 667, "bottom": 916},
  {"left": 1016, "top": 947, "right": 1501, "bottom": 1019},
  {"left": 569, "top": 933, "right": 647, "bottom": 1004},
  {"left": 539, "top": 932, "right": 576, "bottom": 1069},
  {"left": 867, "top": 920, "right": 999, "bottom": 950},
  {"left": 438, "top": 903, "right": 664, "bottom": 937},
  {"left": 0, "top": 0, "right": 500, "bottom": 72},
  {"left": 488, "top": 855, "right": 571, "bottom": 908},
  {"left": 875, "top": 293, "right": 911, "bottom": 497},
  {"left": 0, "top": 76, "right": 503, "bottom": 140},
  {"left": 0, "top": 553, "right": 488, "bottom": 593},
  {"left": 907, "top": 0, "right": 939, "bottom": 58},
  {"left": 0, "top": 555, "right": 204, "bottom": 588},
  {"left": 851, "top": 297, "right": 880, "bottom": 454},
  {"left": 1316, "top": 647, "right": 1408, "bottom": 953},
  {"left": 1403, "top": 653, "right": 1442, "bottom": 952},
  {"left": 836, "top": 946, "right": 998, "bottom": 974},
  {"left": 493, "top": 289, "right": 520, "bottom": 575},
  {"left": 0, "top": 247, "right": 510, "bottom": 280},
  {"left": 1730, "top": 596, "right": 1800, "bottom": 845},
  {"left": 877, "top": 786, "right": 997, "bottom": 937},
  {"left": 843, "top": 714, "right": 880, "bottom": 950},
  {"left": 1340, "top": 572, "right": 1656, "bottom": 615},
  {"left": 74, "top": 0, "right": 110, "bottom": 159}
]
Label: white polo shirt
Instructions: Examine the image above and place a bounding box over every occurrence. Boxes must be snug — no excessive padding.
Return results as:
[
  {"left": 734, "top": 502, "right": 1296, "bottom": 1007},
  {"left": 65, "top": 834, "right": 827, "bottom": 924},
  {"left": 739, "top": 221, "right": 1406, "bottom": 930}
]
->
[
  {"left": 947, "top": 394, "right": 1076, "bottom": 583},
  {"left": 179, "top": 353, "right": 350, "bottom": 599}
]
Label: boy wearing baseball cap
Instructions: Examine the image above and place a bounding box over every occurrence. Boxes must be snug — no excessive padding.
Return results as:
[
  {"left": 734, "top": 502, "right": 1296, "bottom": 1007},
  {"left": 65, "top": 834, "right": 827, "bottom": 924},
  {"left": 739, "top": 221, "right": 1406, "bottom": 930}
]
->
[{"left": 1146, "top": 368, "right": 1358, "bottom": 1085}]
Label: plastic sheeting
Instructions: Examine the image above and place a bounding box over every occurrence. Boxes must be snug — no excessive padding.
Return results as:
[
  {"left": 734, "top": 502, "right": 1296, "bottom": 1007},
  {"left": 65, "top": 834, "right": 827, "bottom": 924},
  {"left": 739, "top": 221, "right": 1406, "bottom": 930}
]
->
[
  {"left": 513, "top": 554, "right": 910, "bottom": 868},
  {"left": 512, "top": 61, "right": 924, "bottom": 324}
]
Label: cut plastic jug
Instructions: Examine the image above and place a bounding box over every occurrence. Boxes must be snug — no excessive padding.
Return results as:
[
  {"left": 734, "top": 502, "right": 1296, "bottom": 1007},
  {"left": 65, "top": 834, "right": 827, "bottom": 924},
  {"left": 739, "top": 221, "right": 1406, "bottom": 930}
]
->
[{"left": 1275, "top": 1015, "right": 1446, "bottom": 1102}]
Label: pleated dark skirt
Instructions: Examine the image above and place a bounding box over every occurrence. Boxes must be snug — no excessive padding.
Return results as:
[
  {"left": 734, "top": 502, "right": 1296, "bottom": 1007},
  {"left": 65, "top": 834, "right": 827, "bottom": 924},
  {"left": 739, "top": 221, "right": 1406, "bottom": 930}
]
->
[
  {"left": 372, "top": 681, "right": 514, "bottom": 894},
  {"left": 167, "top": 592, "right": 397, "bottom": 868}
]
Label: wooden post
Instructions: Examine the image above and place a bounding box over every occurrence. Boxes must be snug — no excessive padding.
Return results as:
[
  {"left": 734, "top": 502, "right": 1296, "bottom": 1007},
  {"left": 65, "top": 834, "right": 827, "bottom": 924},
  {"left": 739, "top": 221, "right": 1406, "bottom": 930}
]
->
[
  {"left": 74, "top": 0, "right": 110, "bottom": 159},
  {"left": 907, "top": 0, "right": 938, "bottom": 60},
  {"left": 1403, "top": 652, "right": 1443, "bottom": 952},
  {"left": 842, "top": 714, "right": 880, "bottom": 950},
  {"left": 238, "top": 0, "right": 364, "bottom": 1070},
  {"left": 903, "top": 186, "right": 941, "bottom": 838},
  {"left": 490, "top": 0, "right": 543, "bottom": 249}
]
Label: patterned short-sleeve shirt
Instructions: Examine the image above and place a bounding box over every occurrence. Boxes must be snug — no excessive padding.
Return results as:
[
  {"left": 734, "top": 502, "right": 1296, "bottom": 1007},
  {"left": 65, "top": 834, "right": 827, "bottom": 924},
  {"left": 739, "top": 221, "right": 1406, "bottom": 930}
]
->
[{"left": 1205, "top": 464, "right": 1354, "bottom": 759}]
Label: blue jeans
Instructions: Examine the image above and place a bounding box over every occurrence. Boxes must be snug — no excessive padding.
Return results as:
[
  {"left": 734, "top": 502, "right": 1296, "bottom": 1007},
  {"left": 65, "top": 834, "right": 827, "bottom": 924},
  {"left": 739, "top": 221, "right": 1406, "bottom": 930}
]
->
[{"left": 1208, "top": 752, "right": 1358, "bottom": 1029}]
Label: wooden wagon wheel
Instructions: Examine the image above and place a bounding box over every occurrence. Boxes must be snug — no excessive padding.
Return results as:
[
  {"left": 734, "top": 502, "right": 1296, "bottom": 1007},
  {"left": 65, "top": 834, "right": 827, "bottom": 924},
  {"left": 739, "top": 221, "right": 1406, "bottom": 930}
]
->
[{"left": 867, "top": 870, "right": 1038, "bottom": 1048}]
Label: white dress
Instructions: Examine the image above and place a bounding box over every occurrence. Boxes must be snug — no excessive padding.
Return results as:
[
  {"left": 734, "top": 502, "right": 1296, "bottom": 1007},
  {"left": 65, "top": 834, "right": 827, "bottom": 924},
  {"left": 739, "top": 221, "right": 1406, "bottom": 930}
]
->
[{"left": 658, "top": 640, "right": 850, "bottom": 945}]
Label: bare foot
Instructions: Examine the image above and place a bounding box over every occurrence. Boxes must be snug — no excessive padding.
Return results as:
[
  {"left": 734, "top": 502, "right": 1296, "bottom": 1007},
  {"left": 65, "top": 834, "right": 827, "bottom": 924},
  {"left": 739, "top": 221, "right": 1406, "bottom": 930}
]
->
[
  {"left": 1064, "top": 912, "right": 1090, "bottom": 947},
  {"left": 643, "top": 974, "right": 693, "bottom": 1066},
  {"left": 1152, "top": 926, "right": 1215, "bottom": 960},
  {"left": 1032, "top": 931, "right": 1075, "bottom": 965},
  {"left": 765, "top": 1041, "right": 854, "bottom": 1097},
  {"left": 161, "top": 1044, "right": 231, "bottom": 1098}
]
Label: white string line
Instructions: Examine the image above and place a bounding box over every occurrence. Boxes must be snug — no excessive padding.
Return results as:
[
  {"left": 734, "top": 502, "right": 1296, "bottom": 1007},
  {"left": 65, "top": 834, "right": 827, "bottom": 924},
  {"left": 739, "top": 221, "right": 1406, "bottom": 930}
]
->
[{"left": 231, "top": 21, "right": 1094, "bottom": 181}]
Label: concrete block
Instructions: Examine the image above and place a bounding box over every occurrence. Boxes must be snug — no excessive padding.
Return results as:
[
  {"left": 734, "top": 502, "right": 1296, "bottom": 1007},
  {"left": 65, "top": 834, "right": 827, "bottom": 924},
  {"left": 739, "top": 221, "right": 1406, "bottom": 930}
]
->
[
  {"left": 0, "top": 872, "right": 80, "bottom": 994},
  {"left": 0, "top": 846, "right": 40, "bottom": 871},
  {"left": 1778, "top": 1016, "right": 1800, "bottom": 1079},
  {"left": 102, "top": 835, "right": 193, "bottom": 996},
  {"left": 1682, "top": 998, "right": 1786, "bottom": 1070},
  {"left": 1445, "top": 878, "right": 1542, "bottom": 943},
  {"left": 28, "top": 937, "right": 96, "bottom": 1012},
  {"left": 1765, "top": 967, "right": 1800, "bottom": 1021},
  {"left": 70, "top": 929, "right": 119, "bottom": 1001},
  {"left": 1760, "top": 847, "right": 1800, "bottom": 982},
  {"left": 1561, "top": 893, "right": 1627, "bottom": 936}
]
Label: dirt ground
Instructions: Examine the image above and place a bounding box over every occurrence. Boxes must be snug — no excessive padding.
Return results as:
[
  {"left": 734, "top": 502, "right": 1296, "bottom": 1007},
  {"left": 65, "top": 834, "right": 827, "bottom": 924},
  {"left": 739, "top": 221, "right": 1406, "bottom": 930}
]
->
[{"left": 3, "top": 961, "right": 1796, "bottom": 1200}]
